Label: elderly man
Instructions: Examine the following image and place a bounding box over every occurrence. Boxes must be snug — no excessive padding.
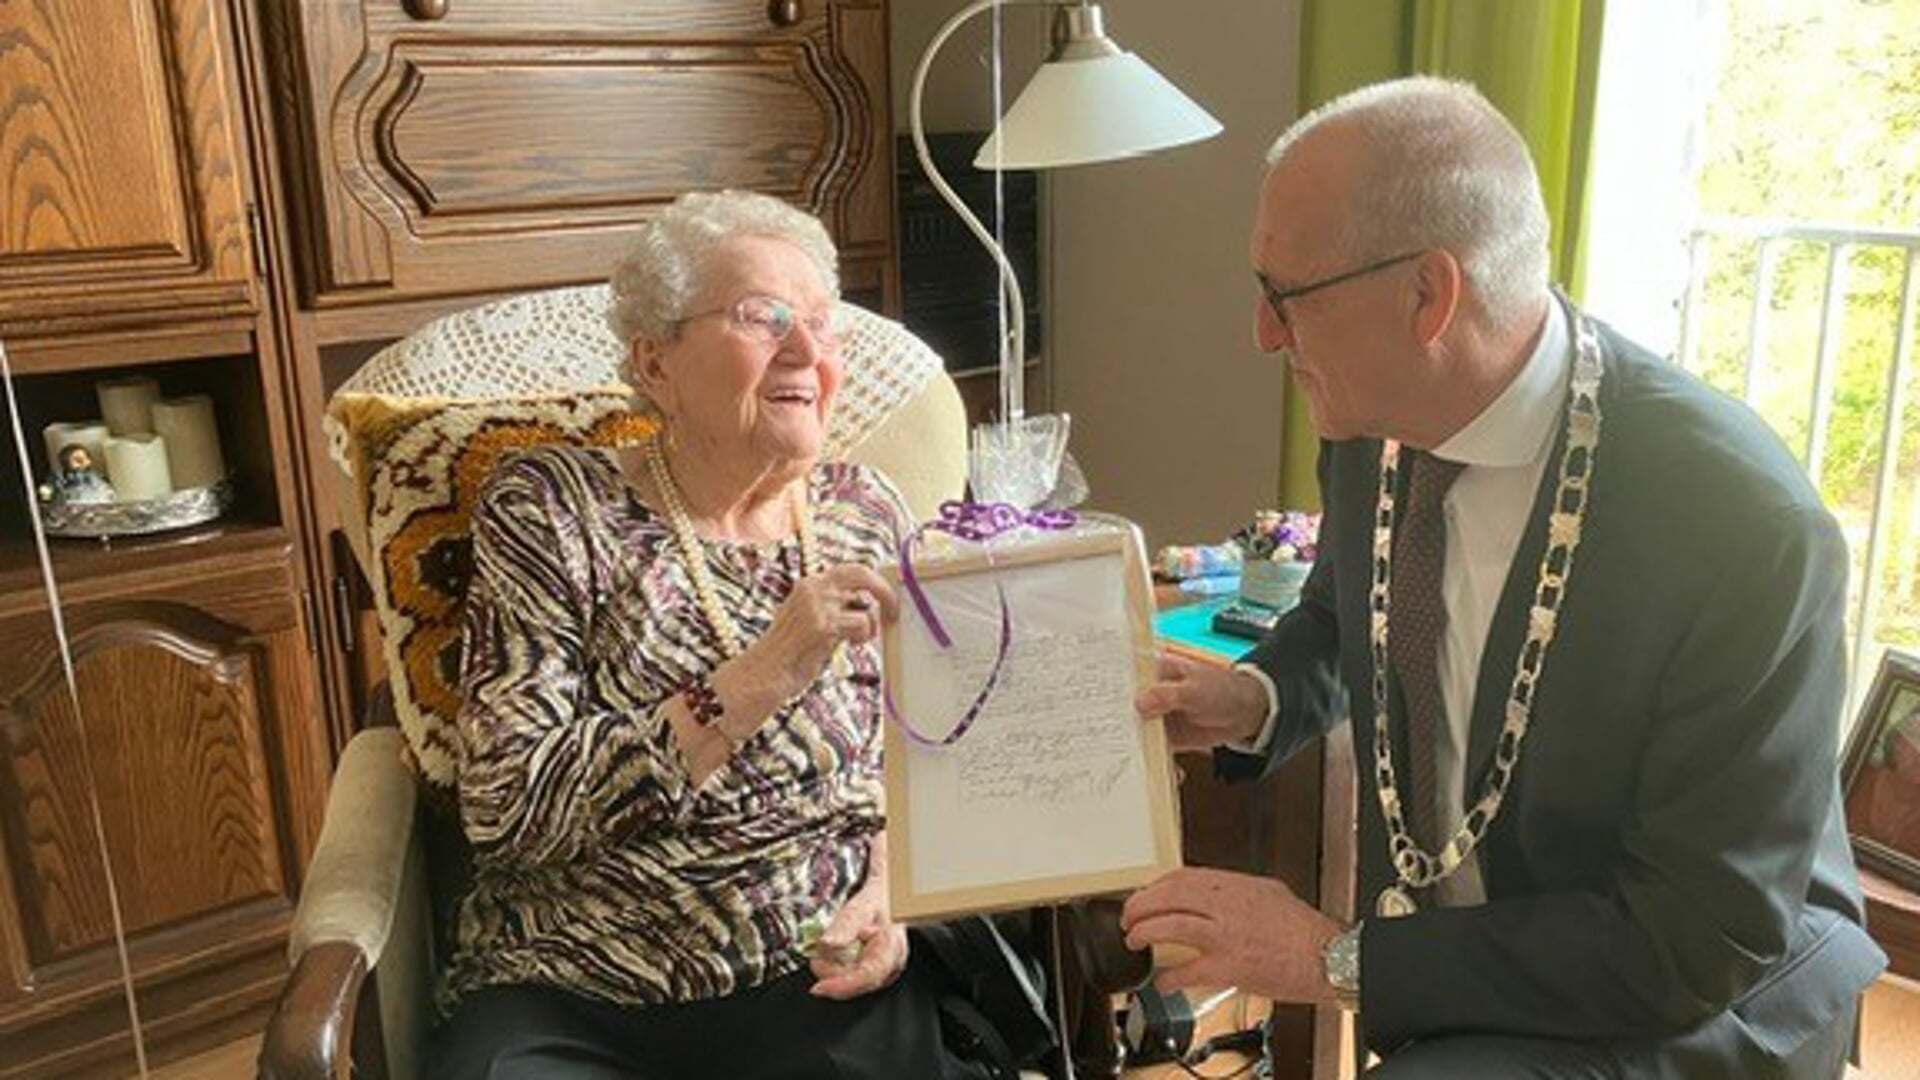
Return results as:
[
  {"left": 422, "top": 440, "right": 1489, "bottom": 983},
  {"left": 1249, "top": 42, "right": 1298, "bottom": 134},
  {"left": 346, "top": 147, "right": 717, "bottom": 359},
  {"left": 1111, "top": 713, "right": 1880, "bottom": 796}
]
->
[{"left": 1125, "top": 77, "right": 1885, "bottom": 1077}]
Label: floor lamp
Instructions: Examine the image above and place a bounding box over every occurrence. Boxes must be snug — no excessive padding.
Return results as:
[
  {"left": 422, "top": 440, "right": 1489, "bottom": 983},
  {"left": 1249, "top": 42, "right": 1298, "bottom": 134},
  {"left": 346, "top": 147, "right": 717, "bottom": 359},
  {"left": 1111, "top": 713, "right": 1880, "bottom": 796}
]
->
[{"left": 910, "top": 0, "right": 1223, "bottom": 508}]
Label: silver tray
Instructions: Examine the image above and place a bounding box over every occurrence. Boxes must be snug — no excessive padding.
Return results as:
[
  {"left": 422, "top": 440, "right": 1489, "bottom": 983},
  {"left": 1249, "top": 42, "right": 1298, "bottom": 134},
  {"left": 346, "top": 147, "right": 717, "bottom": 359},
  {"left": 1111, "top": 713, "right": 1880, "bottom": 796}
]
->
[{"left": 38, "top": 479, "right": 235, "bottom": 539}]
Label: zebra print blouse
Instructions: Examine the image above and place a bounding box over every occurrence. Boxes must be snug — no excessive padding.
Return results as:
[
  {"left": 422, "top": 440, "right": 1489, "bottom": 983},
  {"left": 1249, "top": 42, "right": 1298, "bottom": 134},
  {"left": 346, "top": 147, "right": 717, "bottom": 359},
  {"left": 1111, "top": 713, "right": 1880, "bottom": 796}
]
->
[{"left": 443, "top": 445, "right": 908, "bottom": 1008}]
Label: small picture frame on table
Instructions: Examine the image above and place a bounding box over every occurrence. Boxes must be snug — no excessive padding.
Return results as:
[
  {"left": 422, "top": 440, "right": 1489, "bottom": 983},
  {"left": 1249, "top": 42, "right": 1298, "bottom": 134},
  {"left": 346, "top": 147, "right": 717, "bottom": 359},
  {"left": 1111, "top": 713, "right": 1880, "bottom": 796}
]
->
[{"left": 1840, "top": 649, "right": 1920, "bottom": 892}]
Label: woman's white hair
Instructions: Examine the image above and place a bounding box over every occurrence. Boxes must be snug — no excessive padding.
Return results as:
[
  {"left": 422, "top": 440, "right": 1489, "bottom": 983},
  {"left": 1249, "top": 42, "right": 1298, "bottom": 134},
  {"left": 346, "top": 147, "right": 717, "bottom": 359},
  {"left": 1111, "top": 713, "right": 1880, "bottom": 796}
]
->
[
  {"left": 607, "top": 189, "right": 840, "bottom": 344},
  {"left": 1266, "top": 76, "right": 1550, "bottom": 327}
]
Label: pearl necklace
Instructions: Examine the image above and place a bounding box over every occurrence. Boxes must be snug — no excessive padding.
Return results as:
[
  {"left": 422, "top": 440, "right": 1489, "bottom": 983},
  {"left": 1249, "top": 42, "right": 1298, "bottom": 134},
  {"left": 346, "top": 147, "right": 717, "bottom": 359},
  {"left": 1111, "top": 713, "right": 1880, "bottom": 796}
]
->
[
  {"left": 1367, "top": 303, "right": 1605, "bottom": 918},
  {"left": 642, "top": 435, "right": 821, "bottom": 659}
]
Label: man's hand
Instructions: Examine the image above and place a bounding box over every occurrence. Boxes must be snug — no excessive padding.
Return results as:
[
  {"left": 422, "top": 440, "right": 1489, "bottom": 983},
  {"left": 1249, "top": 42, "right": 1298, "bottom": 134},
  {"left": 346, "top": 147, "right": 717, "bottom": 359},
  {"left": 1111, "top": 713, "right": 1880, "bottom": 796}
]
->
[
  {"left": 1135, "top": 653, "right": 1270, "bottom": 752},
  {"left": 1121, "top": 867, "right": 1344, "bottom": 1004}
]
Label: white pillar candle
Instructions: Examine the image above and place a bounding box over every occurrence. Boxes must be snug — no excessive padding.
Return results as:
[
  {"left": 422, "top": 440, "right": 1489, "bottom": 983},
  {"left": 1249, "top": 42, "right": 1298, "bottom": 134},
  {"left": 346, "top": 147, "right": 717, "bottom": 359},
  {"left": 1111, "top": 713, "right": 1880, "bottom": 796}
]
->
[
  {"left": 105, "top": 434, "right": 173, "bottom": 501},
  {"left": 151, "top": 395, "right": 226, "bottom": 489},
  {"left": 97, "top": 375, "right": 160, "bottom": 436},
  {"left": 42, "top": 421, "right": 110, "bottom": 479}
]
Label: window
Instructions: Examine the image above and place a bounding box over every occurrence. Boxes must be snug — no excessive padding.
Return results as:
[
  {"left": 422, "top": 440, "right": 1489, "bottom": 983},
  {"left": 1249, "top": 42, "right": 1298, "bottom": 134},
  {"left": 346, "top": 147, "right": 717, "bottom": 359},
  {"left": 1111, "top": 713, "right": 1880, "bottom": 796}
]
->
[{"left": 1588, "top": 0, "right": 1920, "bottom": 712}]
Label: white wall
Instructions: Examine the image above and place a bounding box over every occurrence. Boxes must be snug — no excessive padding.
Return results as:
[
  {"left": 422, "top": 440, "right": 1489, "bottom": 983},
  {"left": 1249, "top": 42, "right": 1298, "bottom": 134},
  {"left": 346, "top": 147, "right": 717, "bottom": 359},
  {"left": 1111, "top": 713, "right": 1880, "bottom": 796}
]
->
[
  {"left": 891, "top": 0, "right": 1046, "bottom": 133},
  {"left": 1045, "top": 0, "right": 1302, "bottom": 547},
  {"left": 891, "top": 0, "right": 1304, "bottom": 548}
]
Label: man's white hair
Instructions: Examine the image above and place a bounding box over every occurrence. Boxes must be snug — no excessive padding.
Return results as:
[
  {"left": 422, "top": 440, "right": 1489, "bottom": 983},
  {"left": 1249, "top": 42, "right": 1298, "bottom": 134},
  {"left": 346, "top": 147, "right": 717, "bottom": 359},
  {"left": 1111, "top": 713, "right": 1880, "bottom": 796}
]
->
[
  {"left": 607, "top": 189, "right": 840, "bottom": 344},
  {"left": 1266, "top": 76, "right": 1550, "bottom": 327}
]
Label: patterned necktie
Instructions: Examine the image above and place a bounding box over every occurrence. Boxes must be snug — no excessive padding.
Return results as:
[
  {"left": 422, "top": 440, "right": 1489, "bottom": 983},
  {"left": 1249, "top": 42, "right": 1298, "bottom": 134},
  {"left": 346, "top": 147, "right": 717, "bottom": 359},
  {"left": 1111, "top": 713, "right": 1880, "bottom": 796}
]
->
[{"left": 1389, "top": 451, "right": 1467, "bottom": 854}]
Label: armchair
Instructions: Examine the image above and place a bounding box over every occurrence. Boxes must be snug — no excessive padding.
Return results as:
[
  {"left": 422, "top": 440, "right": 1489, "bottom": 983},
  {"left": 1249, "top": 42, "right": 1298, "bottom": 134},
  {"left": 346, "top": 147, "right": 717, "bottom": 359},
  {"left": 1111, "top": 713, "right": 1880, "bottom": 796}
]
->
[{"left": 259, "top": 285, "right": 969, "bottom": 1078}]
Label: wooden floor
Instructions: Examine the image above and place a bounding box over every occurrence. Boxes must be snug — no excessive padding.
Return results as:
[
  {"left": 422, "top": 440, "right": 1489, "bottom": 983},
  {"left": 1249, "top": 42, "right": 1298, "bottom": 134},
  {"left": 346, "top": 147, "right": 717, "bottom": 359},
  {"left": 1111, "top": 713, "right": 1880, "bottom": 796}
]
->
[
  {"left": 1858, "top": 974, "right": 1920, "bottom": 1078},
  {"left": 146, "top": 1035, "right": 259, "bottom": 1079},
  {"left": 129, "top": 977, "right": 1920, "bottom": 1079}
]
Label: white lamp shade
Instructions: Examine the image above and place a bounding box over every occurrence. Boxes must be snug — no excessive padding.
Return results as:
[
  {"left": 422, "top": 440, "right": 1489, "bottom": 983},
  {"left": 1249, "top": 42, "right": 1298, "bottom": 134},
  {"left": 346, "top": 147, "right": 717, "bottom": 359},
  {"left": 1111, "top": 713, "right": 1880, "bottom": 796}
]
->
[{"left": 972, "top": 51, "right": 1223, "bottom": 170}]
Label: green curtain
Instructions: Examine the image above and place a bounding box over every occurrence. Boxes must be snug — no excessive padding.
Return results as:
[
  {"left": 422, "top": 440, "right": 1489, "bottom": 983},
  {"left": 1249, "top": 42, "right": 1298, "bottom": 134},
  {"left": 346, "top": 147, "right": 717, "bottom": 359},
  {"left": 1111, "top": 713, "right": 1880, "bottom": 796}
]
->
[{"left": 1277, "top": 0, "right": 1607, "bottom": 509}]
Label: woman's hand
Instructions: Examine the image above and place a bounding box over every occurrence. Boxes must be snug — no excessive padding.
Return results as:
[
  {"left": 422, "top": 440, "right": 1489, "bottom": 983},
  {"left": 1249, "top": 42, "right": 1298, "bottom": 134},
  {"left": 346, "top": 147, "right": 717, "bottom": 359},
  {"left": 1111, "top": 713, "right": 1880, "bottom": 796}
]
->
[
  {"left": 687, "top": 564, "right": 897, "bottom": 778},
  {"left": 809, "top": 841, "right": 908, "bottom": 1000},
  {"left": 741, "top": 563, "right": 898, "bottom": 700}
]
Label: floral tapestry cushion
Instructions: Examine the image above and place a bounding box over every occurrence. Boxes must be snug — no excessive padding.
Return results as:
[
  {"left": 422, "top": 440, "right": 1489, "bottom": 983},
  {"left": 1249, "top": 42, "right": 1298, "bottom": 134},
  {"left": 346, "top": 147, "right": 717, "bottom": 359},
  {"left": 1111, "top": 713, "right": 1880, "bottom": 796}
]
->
[{"left": 331, "top": 389, "right": 656, "bottom": 792}]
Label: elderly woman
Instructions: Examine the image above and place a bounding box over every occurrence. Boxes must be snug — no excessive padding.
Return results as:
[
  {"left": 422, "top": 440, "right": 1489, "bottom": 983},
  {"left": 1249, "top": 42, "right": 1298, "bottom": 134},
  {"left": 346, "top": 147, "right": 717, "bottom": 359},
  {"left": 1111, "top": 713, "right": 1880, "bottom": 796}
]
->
[{"left": 435, "top": 191, "right": 958, "bottom": 1079}]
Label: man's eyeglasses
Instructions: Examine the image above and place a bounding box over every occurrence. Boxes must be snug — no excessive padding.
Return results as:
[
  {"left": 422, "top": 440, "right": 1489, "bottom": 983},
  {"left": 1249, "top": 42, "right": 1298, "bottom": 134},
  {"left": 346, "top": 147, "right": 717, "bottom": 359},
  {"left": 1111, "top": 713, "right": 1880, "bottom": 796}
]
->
[
  {"left": 1256, "top": 251, "right": 1422, "bottom": 330},
  {"left": 684, "top": 294, "right": 841, "bottom": 350}
]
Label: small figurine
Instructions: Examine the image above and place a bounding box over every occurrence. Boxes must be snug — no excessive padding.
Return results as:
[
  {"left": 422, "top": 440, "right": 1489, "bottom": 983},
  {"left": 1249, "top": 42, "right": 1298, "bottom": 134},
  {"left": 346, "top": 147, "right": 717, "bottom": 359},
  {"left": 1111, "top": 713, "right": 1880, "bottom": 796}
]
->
[{"left": 53, "top": 444, "right": 117, "bottom": 505}]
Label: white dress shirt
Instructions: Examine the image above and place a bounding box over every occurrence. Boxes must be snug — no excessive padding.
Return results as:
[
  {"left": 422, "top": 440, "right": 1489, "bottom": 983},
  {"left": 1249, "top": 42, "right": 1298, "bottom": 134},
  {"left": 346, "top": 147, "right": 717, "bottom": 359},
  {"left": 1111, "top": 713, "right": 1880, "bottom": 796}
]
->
[{"left": 1237, "top": 297, "right": 1573, "bottom": 906}]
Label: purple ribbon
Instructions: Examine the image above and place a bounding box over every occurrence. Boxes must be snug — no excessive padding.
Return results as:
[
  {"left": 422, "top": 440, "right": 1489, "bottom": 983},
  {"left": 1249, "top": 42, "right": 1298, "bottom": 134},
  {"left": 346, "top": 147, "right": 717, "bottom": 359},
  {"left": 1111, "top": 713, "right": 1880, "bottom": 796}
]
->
[{"left": 888, "top": 500, "right": 1078, "bottom": 747}]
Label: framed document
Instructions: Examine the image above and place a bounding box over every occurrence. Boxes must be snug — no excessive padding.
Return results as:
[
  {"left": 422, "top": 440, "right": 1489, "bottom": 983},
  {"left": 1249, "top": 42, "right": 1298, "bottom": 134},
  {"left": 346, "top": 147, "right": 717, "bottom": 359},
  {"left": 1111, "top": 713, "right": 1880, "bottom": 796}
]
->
[{"left": 882, "top": 522, "right": 1181, "bottom": 921}]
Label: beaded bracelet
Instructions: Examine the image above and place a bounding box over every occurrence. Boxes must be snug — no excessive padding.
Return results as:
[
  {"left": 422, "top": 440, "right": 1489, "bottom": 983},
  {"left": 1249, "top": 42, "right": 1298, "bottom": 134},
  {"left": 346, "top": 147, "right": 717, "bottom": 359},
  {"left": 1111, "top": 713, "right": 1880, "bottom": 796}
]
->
[{"left": 682, "top": 678, "right": 724, "bottom": 728}]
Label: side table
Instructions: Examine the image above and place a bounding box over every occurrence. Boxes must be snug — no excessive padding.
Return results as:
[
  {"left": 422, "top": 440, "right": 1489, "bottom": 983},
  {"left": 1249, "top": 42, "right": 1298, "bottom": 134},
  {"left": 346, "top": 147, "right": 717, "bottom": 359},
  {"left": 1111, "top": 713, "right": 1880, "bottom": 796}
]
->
[
  {"left": 1861, "top": 867, "right": 1920, "bottom": 979},
  {"left": 1149, "top": 588, "right": 1359, "bottom": 1080}
]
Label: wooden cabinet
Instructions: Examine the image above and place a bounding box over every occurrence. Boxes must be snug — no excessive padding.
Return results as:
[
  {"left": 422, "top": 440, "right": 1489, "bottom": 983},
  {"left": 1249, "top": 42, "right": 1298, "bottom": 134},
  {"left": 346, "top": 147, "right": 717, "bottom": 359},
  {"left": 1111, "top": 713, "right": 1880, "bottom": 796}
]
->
[
  {"left": 0, "top": 1, "right": 326, "bottom": 1073},
  {"left": 0, "top": 539, "right": 331, "bottom": 1076},
  {"left": 0, "top": 0, "right": 260, "bottom": 341},
  {"left": 2, "top": 0, "right": 908, "bottom": 1070},
  {"left": 262, "top": 0, "right": 898, "bottom": 318}
]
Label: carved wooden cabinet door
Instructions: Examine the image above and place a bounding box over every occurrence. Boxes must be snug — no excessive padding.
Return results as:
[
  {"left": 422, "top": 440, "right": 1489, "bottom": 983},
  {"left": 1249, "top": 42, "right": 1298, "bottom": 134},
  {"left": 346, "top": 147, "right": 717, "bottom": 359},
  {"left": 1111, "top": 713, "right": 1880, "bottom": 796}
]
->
[
  {"left": 265, "top": 0, "right": 896, "bottom": 310},
  {"left": 0, "top": 0, "right": 260, "bottom": 339},
  {"left": 0, "top": 554, "right": 328, "bottom": 1075}
]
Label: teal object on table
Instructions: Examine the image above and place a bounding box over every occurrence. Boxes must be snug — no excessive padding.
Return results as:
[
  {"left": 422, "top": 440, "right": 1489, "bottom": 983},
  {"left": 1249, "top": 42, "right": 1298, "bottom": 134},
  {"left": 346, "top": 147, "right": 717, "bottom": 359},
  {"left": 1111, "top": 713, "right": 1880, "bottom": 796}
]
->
[{"left": 1153, "top": 598, "right": 1251, "bottom": 661}]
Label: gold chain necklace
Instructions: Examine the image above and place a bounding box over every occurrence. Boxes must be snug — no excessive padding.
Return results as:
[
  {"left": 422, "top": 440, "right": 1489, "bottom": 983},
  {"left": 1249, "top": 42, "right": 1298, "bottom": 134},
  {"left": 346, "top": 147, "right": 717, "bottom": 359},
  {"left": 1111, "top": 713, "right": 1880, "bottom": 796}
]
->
[
  {"left": 1367, "top": 308, "right": 1604, "bottom": 918},
  {"left": 642, "top": 435, "right": 821, "bottom": 659}
]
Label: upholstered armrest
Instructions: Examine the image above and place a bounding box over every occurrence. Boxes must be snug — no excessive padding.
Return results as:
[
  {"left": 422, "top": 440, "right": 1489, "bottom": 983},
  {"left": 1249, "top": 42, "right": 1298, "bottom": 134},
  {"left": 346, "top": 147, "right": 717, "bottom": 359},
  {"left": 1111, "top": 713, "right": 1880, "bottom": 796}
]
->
[
  {"left": 288, "top": 728, "right": 419, "bottom": 964},
  {"left": 262, "top": 727, "right": 423, "bottom": 1079}
]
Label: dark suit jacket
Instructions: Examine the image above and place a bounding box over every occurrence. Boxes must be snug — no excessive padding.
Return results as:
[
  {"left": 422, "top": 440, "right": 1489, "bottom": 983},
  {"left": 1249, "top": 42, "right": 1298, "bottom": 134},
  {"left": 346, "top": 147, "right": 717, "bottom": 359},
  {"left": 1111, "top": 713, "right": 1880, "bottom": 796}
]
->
[{"left": 1223, "top": 316, "right": 1886, "bottom": 1075}]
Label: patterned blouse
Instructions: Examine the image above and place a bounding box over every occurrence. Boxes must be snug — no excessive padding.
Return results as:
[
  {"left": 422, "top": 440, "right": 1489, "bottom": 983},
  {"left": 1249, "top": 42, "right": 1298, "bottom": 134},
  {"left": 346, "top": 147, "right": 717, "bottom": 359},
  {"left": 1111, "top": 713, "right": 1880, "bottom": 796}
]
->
[{"left": 443, "top": 446, "right": 908, "bottom": 1008}]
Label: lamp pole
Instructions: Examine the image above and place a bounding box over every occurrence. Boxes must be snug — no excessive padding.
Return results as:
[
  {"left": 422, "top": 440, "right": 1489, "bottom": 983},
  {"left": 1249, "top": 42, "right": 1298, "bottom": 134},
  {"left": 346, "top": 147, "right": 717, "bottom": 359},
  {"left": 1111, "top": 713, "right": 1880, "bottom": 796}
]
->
[
  {"left": 908, "top": 0, "right": 1049, "bottom": 428},
  {"left": 911, "top": 0, "right": 1219, "bottom": 506}
]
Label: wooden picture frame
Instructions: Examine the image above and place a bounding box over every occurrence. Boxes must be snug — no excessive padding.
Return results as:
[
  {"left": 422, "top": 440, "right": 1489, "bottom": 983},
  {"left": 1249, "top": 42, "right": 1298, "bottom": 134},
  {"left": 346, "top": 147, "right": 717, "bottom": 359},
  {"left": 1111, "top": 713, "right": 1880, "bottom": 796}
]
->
[
  {"left": 881, "top": 524, "right": 1181, "bottom": 922},
  {"left": 1840, "top": 649, "right": 1920, "bottom": 892}
]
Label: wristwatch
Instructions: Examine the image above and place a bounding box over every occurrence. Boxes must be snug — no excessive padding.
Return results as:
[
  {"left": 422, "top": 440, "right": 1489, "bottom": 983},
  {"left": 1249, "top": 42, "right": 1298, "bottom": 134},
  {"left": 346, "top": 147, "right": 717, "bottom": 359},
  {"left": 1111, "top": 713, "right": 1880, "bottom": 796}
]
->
[{"left": 1322, "top": 922, "right": 1362, "bottom": 1011}]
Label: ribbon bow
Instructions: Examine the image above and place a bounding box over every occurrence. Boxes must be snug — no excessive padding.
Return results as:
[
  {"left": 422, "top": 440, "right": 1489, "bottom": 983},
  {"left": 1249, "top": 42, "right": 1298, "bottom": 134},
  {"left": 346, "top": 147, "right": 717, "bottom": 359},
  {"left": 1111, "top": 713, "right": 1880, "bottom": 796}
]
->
[
  {"left": 925, "top": 500, "right": 1078, "bottom": 544},
  {"left": 889, "top": 501, "right": 1078, "bottom": 746}
]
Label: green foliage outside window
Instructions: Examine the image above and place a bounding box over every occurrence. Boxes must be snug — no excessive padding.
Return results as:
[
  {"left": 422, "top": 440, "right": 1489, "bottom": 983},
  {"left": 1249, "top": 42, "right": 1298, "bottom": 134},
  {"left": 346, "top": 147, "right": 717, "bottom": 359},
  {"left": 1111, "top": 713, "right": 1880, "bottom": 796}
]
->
[{"left": 1693, "top": 0, "right": 1920, "bottom": 653}]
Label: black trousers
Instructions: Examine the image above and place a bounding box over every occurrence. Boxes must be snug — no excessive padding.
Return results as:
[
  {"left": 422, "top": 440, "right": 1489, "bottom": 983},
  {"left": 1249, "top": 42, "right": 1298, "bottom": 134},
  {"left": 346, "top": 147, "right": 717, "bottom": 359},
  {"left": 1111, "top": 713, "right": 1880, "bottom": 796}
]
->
[
  {"left": 433, "top": 959, "right": 970, "bottom": 1080},
  {"left": 1365, "top": 998, "right": 1857, "bottom": 1080}
]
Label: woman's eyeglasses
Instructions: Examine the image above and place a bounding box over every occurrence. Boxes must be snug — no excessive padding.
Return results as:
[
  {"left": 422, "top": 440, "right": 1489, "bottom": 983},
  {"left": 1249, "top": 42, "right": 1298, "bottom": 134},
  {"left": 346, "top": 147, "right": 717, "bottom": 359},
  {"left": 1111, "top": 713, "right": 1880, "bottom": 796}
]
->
[
  {"left": 1256, "top": 251, "right": 1422, "bottom": 330},
  {"left": 684, "top": 294, "right": 841, "bottom": 349}
]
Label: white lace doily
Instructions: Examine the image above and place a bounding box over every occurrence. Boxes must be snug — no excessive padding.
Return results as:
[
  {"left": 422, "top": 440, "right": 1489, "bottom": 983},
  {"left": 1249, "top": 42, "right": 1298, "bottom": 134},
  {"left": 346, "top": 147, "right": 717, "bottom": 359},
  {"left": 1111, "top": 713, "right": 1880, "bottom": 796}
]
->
[{"left": 325, "top": 284, "right": 941, "bottom": 477}]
